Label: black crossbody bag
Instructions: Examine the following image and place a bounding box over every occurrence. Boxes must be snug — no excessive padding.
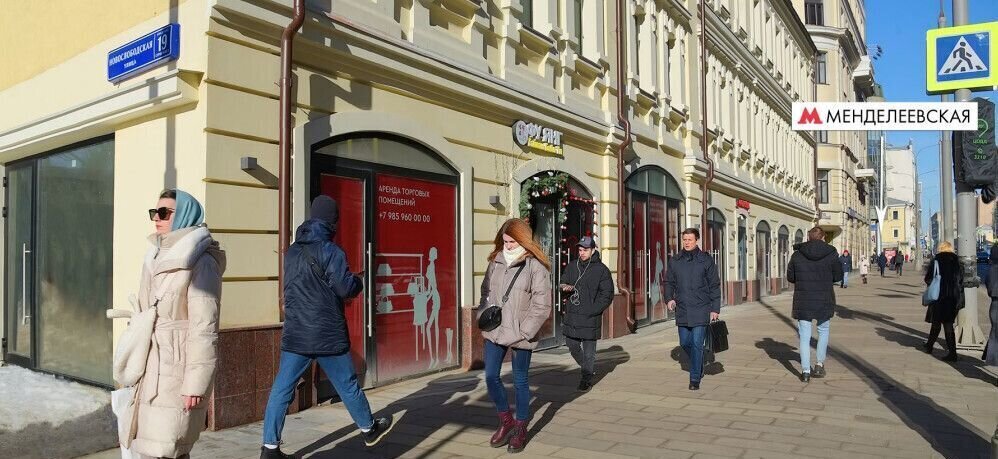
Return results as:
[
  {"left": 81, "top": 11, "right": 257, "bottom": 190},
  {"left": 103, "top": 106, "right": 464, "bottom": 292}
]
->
[{"left": 477, "top": 261, "right": 527, "bottom": 332}]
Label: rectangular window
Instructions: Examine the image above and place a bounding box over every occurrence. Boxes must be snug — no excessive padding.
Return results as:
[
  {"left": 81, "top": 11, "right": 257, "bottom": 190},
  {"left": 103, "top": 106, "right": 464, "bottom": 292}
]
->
[
  {"left": 817, "top": 130, "right": 828, "bottom": 143},
  {"left": 523, "top": 0, "right": 533, "bottom": 28},
  {"left": 893, "top": 210, "right": 899, "bottom": 220},
  {"left": 817, "top": 170, "right": 830, "bottom": 204},
  {"left": 574, "top": 0, "right": 583, "bottom": 49},
  {"left": 634, "top": 16, "right": 640, "bottom": 79},
  {"left": 805, "top": 0, "right": 824, "bottom": 26},
  {"left": 893, "top": 229, "right": 899, "bottom": 238},
  {"left": 816, "top": 52, "right": 827, "bottom": 84}
]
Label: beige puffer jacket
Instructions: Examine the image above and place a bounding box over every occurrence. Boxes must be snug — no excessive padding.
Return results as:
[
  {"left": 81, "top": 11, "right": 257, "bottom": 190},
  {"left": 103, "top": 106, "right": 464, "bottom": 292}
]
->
[
  {"left": 479, "top": 255, "right": 552, "bottom": 350},
  {"left": 126, "top": 225, "right": 225, "bottom": 458}
]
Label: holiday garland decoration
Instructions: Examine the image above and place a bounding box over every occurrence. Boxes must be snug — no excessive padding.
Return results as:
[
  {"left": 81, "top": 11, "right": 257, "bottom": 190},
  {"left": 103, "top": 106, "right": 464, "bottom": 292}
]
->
[{"left": 520, "top": 172, "right": 600, "bottom": 269}]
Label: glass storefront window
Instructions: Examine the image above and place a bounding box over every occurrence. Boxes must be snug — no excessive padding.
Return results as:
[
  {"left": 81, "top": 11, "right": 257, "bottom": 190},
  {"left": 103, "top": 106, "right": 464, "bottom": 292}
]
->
[{"left": 626, "top": 167, "right": 684, "bottom": 325}]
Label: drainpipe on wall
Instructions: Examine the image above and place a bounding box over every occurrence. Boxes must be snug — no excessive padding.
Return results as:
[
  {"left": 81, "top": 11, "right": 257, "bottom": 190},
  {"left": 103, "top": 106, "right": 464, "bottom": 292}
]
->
[
  {"left": 698, "top": 0, "right": 715, "bottom": 249},
  {"left": 615, "top": 0, "right": 633, "bottom": 331},
  {"left": 278, "top": 0, "right": 306, "bottom": 321},
  {"left": 812, "top": 56, "right": 820, "bottom": 224}
]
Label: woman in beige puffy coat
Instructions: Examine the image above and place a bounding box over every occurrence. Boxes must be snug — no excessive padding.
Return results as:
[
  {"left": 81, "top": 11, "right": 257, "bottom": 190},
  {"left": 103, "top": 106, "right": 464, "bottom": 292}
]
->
[
  {"left": 479, "top": 218, "right": 552, "bottom": 454},
  {"left": 127, "top": 189, "right": 225, "bottom": 459}
]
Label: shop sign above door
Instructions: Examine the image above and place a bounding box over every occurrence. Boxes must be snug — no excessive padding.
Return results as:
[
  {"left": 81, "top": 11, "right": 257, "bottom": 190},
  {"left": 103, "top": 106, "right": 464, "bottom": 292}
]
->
[
  {"left": 108, "top": 23, "right": 180, "bottom": 82},
  {"left": 735, "top": 199, "right": 751, "bottom": 210},
  {"left": 512, "top": 120, "right": 563, "bottom": 156}
]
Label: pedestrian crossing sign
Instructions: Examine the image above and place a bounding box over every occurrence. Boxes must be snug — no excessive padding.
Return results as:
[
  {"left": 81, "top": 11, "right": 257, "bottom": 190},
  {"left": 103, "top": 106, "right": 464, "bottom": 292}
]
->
[{"left": 927, "top": 22, "right": 998, "bottom": 94}]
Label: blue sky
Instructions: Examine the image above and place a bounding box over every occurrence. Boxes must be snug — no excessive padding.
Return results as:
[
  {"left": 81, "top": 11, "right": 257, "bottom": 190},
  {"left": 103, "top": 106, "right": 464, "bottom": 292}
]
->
[{"left": 866, "top": 0, "right": 998, "bottom": 234}]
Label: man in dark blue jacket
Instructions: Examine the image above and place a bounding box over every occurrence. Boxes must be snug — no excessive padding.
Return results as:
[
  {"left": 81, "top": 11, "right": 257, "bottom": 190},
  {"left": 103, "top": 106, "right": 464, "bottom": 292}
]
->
[
  {"left": 261, "top": 196, "right": 393, "bottom": 459},
  {"left": 665, "top": 228, "right": 722, "bottom": 391}
]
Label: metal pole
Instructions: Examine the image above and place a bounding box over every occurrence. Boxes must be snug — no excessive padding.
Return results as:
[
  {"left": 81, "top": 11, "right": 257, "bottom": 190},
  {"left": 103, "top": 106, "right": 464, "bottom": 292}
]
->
[
  {"left": 952, "top": 0, "right": 986, "bottom": 349},
  {"left": 940, "top": 3, "right": 955, "bottom": 243},
  {"left": 876, "top": 132, "right": 886, "bottom": 255}
]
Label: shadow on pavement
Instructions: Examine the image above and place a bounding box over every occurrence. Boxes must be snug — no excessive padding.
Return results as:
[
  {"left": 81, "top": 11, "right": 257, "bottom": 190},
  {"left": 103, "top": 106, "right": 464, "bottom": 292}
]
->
[
  {"left": 753, "top": 338, "right": 801, "bottom": 378},
  {"left": 296, "top": 345, "right": 631, "bottom": 458},
  {"left": 759, "top": 300, "right": 991, "bottom": 458},
  {"left": 668, "top": 346, "right": 725, "bottom": 377}
]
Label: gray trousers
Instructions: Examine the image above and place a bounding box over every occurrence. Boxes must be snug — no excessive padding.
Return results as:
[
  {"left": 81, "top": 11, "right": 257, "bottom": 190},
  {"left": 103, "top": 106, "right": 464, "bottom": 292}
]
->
[{"left": 565, "top": 336, "right": 597, "bottom": 376}]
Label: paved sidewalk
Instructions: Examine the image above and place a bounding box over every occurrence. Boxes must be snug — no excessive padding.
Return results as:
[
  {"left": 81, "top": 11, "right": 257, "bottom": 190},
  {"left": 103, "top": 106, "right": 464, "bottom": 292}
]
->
[{"left": 84, "top": 271, "right": 997, "bottom": 459}]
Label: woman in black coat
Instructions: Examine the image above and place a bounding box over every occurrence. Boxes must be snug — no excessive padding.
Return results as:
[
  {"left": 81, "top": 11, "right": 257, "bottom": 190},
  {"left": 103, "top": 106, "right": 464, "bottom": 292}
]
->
[
  {"left": 923, "top": 241, "right": 964, "bottom": 361},
  {"left": 984, "top": 245, "right": 998, "bottom": 366}
]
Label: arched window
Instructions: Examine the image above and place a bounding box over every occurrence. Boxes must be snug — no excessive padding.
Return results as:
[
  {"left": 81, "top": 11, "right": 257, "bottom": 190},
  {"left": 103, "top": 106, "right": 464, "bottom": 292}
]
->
[{"left": 627, "top": 167, "right": 685, "bottom": 325}]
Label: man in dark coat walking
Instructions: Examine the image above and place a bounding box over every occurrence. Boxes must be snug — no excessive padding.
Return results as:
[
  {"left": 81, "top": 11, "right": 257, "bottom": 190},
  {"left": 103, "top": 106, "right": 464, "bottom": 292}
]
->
[
  {"left": 878, "top": 252, "right": 888, "bottom": 277},
  {"left": 665, "top": 228, "right": 721, "bottom": 391},
  {"left": 839, "top": 250, "right": 853, "bottom": 288},
  {"left": 895, "top": 252, "right": 905, "bottom": 276},
  {"left": 787, "top": 227, "right": 843, "bottom": 383},
  {"left": 560, "top": 236, "right": 614, "bottom": 391},
  {"left": 260, "top": 196, "right": 393, "bottom": 459}
]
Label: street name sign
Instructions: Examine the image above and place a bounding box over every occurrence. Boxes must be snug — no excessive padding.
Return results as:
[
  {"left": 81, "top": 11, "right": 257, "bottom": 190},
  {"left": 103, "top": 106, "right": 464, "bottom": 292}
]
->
[
  {"left": 926, "top": 22, "right": 998, "bottom": 94},
  {"left": 108, "top": 24, "right": 180, "bottom": 82}
]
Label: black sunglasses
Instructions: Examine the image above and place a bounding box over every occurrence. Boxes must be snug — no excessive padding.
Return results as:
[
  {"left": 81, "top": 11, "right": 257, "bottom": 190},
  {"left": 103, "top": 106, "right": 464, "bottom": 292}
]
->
[{"left": 148, "top": 207, "right": 175, "bottom": 221}]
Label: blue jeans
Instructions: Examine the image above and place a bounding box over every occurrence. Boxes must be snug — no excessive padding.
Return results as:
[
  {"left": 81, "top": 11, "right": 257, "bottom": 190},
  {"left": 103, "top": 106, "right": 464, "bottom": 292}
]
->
[
  {"left": 798, "top": 319, "right": 830, "bottom": 373},
  {"left": 263, "top": 351, "right": 374, "bottom": 445},
  {"left": 484, "top": 339, "right": 532, "bottom": 421},
  {"left": 841, "top": 272, "right": 849, "bottom": 287},
  {"left": 678, "top": 325, "right": 707, "bottom": 383}
]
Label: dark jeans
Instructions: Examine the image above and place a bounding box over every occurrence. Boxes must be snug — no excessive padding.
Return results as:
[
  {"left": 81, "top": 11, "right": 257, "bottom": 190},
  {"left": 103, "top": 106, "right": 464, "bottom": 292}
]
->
[
  {"left": 484, "top": 339, "right": 532, "bottom": 421},
  {"left": 565, "top": 336, "right": 597, "bottom": 377},
  {"left": 897, "top": 265, "right": 903, "bottom": 276},
  {"left": 263, "top": 351, "right": 374, "bottom": 445},
  {"left": 678, "top": 325, "right": 707, "bottom": 383},
  {"left": 926, "top": 321, "right": 956, "bottom": 353},
  {"left": 880, "top": 266, "right": 886, "bottom": 276}
]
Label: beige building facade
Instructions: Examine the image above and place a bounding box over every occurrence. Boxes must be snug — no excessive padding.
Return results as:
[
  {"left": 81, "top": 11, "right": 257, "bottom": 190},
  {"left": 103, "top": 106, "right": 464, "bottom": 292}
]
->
[
  {"left": 0, "top": 0, "right": 816, "bottom": 429},
  {"left": 793, "top": 0, "right": 876, "bottom": 265}
]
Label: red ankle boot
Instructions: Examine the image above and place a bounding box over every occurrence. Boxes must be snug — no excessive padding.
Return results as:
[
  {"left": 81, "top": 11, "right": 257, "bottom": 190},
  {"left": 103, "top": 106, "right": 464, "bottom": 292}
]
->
[
  {"left": 489, "top": 410, "right": 514, "bottom": 447},
  {"left": 507, "top": 419, "right": 528, "bottom": 453}
]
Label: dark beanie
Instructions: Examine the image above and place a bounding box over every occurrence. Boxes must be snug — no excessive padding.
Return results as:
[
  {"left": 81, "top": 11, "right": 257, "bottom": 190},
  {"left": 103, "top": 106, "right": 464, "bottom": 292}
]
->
[{"left": 310, "top": 195, "right": 339, "bottom": 227}]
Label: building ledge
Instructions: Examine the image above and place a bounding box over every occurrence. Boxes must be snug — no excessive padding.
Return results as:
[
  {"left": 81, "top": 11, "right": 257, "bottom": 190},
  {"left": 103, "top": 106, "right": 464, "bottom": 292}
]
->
[{"left": 0, "top": 69, "right": 201, "bottom": 162}]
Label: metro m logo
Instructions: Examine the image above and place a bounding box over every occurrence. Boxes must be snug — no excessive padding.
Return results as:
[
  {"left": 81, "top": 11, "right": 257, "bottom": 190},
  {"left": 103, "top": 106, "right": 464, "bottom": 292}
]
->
[{"left": 798, "top": 108, "right": 823, "bottom": 125}]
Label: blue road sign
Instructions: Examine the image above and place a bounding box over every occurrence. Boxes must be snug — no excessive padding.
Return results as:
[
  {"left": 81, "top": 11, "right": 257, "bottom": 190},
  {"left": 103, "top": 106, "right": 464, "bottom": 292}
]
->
[
  {"left": 935, "top": 32, "right": 990, "bottom": 82},
  {"left": 107, "top": 24, "right": 181, "bottom": 82}
]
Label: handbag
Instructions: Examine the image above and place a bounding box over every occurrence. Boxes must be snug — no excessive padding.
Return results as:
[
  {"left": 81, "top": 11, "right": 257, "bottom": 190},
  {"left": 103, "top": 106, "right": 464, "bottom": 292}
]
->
[
  {"left": 478, "top": 262, "right": 526, "bottom": 332},
  {"left": 106, "top": 273, "right": 175, "bottom": 387},
  {"left": 704, "top": 319, "right": 729, "bottom": 354},
  {"left": 110, "top": 386, "right": 141, "bottom": 458},
  {"left": 922, "top": 260, "right": 941, "bottom": 306}
]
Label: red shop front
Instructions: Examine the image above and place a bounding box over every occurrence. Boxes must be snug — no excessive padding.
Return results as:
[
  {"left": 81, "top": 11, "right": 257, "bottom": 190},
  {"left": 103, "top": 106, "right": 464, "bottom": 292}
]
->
[{"left": 310, "top": 135, "right": 460, "bottom": 395}]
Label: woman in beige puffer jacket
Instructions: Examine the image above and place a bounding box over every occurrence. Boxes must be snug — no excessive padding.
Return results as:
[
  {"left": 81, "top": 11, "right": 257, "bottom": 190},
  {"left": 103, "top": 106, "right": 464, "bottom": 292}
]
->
[
  {"left": 125, "top": 189, "right": 225, "bottom": 459},
  {"left": 479, "top": 218, "right": 551, "bottom": 454}
]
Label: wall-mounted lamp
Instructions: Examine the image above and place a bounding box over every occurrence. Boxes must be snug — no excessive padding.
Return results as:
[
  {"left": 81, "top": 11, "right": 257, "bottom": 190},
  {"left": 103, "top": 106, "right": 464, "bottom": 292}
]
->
[{"left": 241, "top": 156, "right": 258, "bottom": 171}]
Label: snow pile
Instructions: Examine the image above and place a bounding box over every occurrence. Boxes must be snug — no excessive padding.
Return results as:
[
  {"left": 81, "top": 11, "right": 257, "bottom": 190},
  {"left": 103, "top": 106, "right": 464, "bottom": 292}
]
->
[{"left": 0, "top": 365, "right": 108, "bottom": 432}]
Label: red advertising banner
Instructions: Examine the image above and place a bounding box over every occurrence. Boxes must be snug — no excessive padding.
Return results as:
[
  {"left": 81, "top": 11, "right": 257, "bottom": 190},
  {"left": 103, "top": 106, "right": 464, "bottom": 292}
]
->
[
  {"left": 648, "top": 197, "right": 667, "bottom": 322},
  {"left": 373, "top": 174, "right": 457, "bottom": 380}
]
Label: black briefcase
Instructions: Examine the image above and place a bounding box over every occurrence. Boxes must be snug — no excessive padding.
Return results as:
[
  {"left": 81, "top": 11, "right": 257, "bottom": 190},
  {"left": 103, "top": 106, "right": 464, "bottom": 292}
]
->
[{"left": 705, "top": 320, "right": 729, "bottom": 353}]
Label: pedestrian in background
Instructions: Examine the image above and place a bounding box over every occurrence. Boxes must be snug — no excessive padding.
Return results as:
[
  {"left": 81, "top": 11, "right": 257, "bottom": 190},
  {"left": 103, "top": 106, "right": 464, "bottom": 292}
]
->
[
  {"left": 859, "top": 255, "right": 870, "bottom": 284},
  {"left": 126, "top": 189, "right": 225, "bottom": 459},
  {"left": 839, "top": 250, "right": 853, "bottom": 288},
  {"left": 559, "top": 236, "right": 614, "bottom": 392},
  {"left": 878, "top": 252, "right": 888, "bottom": 277},
  {"left": 665, "top": 228, "right": 721, "bottom": 391},
  {"left": 985, "top": 245, "right": 998, "bottom": 366},
  {"left": 787, "top": 227, "right": 842, "bottom": 383},
  {"left": 261, "top": 196, "right": 393, "bottom": 459},
  {"left": 895, "top": 253, "right": 905, "bottom": 277},
  {"left": 923, "top": 242, "right": 964, "bottom": 362},
  {"left": 479, "top": 218, "right": 552, "bottom": 453}
]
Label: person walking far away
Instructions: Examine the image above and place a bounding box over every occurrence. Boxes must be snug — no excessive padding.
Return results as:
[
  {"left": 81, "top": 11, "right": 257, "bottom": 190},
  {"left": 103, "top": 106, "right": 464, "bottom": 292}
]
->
[
  {"left": 878, "top": 251, "right": 888, "bottom": 277},
  {"left": 895, "top": 252, "right": 904, "bottom": 277},
  {"left": 260, "top": 196, "right": 393, "bottom": 459},
  {"left": 120, "top": 189, "right": 225, "bottom": 459},
  {"left": 859, "top": 254, "right": 870, "bottom": 284},
  {"left": 922, "top": 242, "right": 964, "bottom": 362},
  {"left": 787, "top": 227, "right": 842, "bottom": 383},
  {"left": 559, "top": 236, "right": 614, "bottom": 392},
  {"left": 479, "top": 218, "right": 552, "bottom": 453},
  {"left": 665, "top": 228, "right": 721, "bottom": 391},
  {"left": 839, "top": 250, "right": 853, "bottom": 288}
]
